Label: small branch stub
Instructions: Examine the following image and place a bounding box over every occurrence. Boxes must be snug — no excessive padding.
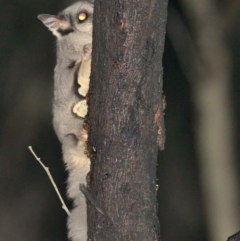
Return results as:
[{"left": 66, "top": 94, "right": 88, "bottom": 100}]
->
[{"left": 80, "top": 183, "right": 104, "bottom": 215}]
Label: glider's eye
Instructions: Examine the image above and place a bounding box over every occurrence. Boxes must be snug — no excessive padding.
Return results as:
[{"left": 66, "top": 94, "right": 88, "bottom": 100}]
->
[{"left": 78, "top": 12, "right": 88, "bottom": 22}]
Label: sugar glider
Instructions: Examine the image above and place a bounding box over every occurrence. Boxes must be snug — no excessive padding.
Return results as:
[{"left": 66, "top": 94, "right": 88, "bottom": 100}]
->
[{"left": 38, "top": 1, "right": 93, "bottom": 240}]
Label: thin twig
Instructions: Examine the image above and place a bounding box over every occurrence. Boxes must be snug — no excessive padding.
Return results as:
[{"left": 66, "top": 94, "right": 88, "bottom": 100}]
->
[{"left": 28, "top": 146, "right": 70, "bottom": 216}]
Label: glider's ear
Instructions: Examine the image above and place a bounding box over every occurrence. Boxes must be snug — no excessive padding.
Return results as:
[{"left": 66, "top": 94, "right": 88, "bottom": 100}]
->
[{"left": 37, "top": 14, "right": 61, "bottom": 30}]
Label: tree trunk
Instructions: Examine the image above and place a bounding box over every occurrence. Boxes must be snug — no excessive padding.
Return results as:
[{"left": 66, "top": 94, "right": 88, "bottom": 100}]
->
[{"left": 87, "top": 0, "right": 168, "bottom": 240}]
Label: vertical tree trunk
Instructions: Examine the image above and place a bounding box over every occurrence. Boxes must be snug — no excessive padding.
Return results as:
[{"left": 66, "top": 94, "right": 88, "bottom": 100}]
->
[{"left": 87, "top": 0, "right": 168, "bottom": 240}]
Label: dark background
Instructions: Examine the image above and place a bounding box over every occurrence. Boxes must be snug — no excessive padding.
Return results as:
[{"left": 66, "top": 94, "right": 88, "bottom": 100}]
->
[{"left": 0, "top": 0, "right": 239, "bottom": 241}]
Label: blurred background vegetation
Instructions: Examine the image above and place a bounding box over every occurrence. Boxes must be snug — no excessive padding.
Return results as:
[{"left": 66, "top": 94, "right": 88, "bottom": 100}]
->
[{"left": 0, "top": 0, "right": 239, "bottom": 240}]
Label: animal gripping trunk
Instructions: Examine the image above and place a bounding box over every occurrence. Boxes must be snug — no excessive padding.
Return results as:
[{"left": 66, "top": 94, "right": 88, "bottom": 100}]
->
[
  {"left": 65, "top": 44, "right": 92, "bottom": 241},
  {"left": 62, "top": 137, "right": 90, "bottom": 241}
]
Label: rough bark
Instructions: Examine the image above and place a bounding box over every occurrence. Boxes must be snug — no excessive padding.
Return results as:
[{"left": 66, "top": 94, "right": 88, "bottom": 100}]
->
[{"left": 87, "top": 0, "right": 168, "bottom": 240}]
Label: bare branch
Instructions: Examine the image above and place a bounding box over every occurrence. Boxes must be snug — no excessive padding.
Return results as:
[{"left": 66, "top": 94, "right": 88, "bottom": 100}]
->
[{"left": 28, "top": 146, "right": 70, "bottom": 216}]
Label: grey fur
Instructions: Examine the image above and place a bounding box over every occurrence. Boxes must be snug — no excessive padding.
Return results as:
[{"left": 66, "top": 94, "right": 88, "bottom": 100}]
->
[
  {"left": 38, "top": 1, "right": 93, "bottom": 142},
  {"left": 38, "top": 1, "right": 93, "bottom": 240}
]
